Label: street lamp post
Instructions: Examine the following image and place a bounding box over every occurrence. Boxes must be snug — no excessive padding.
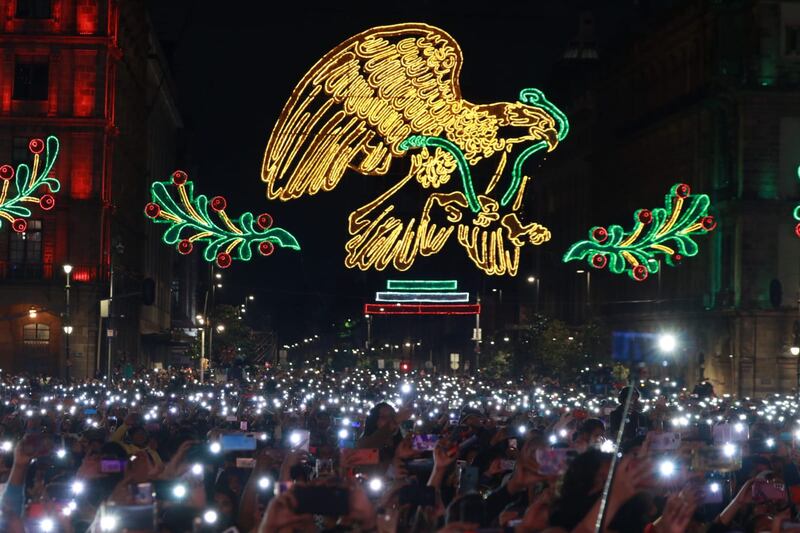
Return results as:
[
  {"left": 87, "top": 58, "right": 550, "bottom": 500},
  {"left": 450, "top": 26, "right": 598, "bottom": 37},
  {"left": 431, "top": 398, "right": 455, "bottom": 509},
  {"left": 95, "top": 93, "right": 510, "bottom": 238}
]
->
[
  {"left": 527, "top": 275, "right": 540, "bottom": 314},
  {"left": 576, "top": 270, "right": 591, "bottom": 317},
  {"left": 63, "top": 264, "right": 73, "bottom": 382}
]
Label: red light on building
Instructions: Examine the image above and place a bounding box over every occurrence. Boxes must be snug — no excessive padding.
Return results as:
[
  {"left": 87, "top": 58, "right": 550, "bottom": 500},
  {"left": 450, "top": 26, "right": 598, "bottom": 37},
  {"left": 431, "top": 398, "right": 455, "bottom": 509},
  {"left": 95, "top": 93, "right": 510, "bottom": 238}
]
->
[
  {"left": 76, "top": 0, "right": 99, "bottom": 35},
  {"left": 71, "top": 266, "right": 95, "bottom": 282},
  {"left": 400, "top": 361, "right": 411, "bottom": 372},
  {"left": 363, "top": 303, "right": 481, "bottom": 316},
  {"left": 70, "top": 134, "right": 93, "bottom": 199}
]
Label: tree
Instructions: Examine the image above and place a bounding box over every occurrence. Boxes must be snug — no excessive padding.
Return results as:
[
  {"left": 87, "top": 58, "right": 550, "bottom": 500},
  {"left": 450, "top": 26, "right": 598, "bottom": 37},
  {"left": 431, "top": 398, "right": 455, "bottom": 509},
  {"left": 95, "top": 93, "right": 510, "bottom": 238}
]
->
[
  {"left": 209, "top": 305, "right": 256, "bottom": 366},
  {"left": 490, "top": 314, "right": 611, "bottom": 381},
  {"left": 480, "top": 350, "right": 511, "bottom": 380}
]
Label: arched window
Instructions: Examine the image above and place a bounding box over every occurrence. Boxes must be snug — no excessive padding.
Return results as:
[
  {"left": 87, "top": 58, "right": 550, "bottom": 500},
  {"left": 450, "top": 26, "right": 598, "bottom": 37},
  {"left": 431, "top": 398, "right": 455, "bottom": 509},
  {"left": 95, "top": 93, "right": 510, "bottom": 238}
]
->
[{"left": 23, "top": 323, "right": 49, "bottom": 346}]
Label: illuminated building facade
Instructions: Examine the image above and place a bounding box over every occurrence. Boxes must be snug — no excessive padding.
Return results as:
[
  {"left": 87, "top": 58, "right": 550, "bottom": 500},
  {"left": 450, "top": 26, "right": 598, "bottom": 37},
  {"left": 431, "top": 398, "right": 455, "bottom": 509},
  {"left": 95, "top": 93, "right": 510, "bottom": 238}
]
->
[
  {"left": 531, "top": 2, "right": 800, "bottom": 395},
  {"left": 0, "top": 0, "right": 194, "bottom": 378}
]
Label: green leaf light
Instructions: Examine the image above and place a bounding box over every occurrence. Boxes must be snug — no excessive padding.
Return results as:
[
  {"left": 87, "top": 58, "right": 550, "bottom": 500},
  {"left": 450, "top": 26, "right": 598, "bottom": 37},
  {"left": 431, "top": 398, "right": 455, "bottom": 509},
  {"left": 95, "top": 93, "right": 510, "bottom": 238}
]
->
[
  {"left": 0, "top": 136, "right": 61, "bottom": 232},
  {"left": 794, "top": 165, "right": 800, "bottom": 238},
  {"left": 563, "top": 183, "right": 716, "bottom": 281},
  {"left": 144, "top": 171, "right": 300, "bottom": 268}
]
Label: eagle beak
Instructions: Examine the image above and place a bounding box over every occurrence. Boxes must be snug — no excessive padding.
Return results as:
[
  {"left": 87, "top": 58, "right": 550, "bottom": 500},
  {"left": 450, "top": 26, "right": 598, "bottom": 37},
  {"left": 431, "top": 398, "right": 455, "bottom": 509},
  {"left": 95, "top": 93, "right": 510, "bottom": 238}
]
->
[{"left": 541, "top": 127, "right": 559, "bottom": 152}]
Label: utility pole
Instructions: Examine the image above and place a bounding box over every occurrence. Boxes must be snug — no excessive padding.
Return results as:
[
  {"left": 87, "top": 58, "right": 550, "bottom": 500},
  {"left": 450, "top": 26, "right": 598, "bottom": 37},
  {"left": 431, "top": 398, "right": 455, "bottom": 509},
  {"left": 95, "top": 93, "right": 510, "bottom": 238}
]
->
[
  {"left": 474, "top": 295, "right": 481, "bottom": 370},
  {"left": 106, "top": 264, "right": 113, "bottom": 383}
]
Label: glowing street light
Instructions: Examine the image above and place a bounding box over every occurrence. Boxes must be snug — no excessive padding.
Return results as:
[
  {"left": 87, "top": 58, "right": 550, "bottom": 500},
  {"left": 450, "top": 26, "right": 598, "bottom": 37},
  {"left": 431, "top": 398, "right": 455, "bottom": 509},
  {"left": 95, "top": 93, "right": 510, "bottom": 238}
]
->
[
  {"left": 658, "top": 333, "right": 677, "bottom": 353},
  {"left": 216, "top": 324, "right": 225, "bottom": 333},
  {"left": 791, "top": 346, "right": 800, "bottom": 357}
]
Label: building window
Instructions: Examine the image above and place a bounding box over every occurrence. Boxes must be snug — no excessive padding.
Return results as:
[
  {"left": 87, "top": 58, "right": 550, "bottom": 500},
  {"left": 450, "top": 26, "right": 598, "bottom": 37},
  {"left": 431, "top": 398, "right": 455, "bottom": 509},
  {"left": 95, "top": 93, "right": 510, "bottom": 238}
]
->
[
  {"left": 15, "top": 0, "right": 52, "bottom": 19},
  {"left": 787, "top": 26, "right": 800, "bottom": 56},
  {"left": 23, "top": 323, "right": 50, "bottom": 345},
  {"left": 8, "top": 219, "right": 43, "bottom": 279},
  {"left": 12, "top": 137, "right": 31, "bottom": 167},
  {"left": 13, "top": 59, "right": 49, "bottom": 101}
]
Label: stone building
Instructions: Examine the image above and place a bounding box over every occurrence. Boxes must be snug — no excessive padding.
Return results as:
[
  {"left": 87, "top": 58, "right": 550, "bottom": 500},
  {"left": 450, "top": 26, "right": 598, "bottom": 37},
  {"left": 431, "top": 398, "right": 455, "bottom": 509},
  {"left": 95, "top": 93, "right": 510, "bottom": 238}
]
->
[
  {"left": 0, "top": 0, "right": 194, "bottom": 378},
  {"left": 530, "top": 1, "right": 800, "bottom": 396}
]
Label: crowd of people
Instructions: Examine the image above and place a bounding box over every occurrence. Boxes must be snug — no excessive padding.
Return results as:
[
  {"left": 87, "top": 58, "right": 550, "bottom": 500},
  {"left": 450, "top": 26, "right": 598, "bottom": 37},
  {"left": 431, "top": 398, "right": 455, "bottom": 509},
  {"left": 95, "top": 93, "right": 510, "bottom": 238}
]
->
[{"left": 0, "top": 363, "right": 796, "bottom": 532}]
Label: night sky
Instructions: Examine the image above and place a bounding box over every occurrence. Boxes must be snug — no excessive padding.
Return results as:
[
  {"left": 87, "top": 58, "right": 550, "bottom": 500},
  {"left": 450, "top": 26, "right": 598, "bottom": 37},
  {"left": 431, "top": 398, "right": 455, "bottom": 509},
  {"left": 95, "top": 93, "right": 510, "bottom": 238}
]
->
[{"left": 146, "top": 0, "right": 635, "bottom": 344}]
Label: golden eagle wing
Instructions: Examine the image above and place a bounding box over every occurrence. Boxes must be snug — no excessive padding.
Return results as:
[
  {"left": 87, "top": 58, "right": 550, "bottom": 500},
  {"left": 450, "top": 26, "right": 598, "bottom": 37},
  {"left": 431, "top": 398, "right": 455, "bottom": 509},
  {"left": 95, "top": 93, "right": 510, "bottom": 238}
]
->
[{"left": 261, "top": 23, "right": 464, "bottom": 201}]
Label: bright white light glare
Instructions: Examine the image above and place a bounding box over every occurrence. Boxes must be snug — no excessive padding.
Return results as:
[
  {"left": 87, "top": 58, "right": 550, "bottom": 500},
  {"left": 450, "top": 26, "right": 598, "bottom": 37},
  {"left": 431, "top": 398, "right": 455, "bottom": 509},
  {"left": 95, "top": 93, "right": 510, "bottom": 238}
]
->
[
  {"left": 172, "top": 484, "right": 187, "bottom": 499},
  {"left": 72, "top": 481, "right": 85, "bottom": 495},
  {"left": 203, "top": 510, "right": 218, "bottom": 524},
  {"left": 600, "top": 440, "right": 616, "bottom": 453},
  {"left": 723, "top": 443, "right": 736, "bottom": 458},
  {"left": 209, "top": 442, "right": 221, "bottom": 454},
  {"left": 658, "top": 334, "right": 677, "bottom": 353},
  {"left": 766, "top": 437, "right": 775, "bottom": 448},
  {"left": 1, "top": 441, "right": 12, "bottom": 452},
  {"left": 338, "top": 429, "right": 349, "bottom": 440},
  {"left": 401, "top": 383, "right": 411, "bottom": 394},
  {"left": 548, "top": 433, "right": 556, "bottom": 444},
  {"left": 710, "top": 482, "right": 720, "bottom": 493},
  {"left": 559, "top": 429, "right": 567, "bottom": 438},
  {"left": 260, "top": 433, "right": 268, "bottom": 441},
  {"left": 56, "top": 448, "right": 66, "bottom": 459},
  {"left": 100, "top": 514, "right": 118, "bottom": 531},
  {"left": 191, "top": 463, "right": 203, "bottom": 476},
  {"left": 258, "top": 477, "right": 271, "bottom": 489},
  {"left": 659, "top": 460, "right": 676, "bottom": 477},
  {"left": 518, "top": 425, "right": 527, "bottom": 436},
  {"left": 368, "top": 478, "right": 383, "bottom": 492},
  {"left": 290, "top": 432, "right": 302, "bottom": 446},
  {"left": 734, "top": 423, "right": 744, "bottom": 433},
  {"left": 40, "top": 517, "right": 55, "bottom": 532}
]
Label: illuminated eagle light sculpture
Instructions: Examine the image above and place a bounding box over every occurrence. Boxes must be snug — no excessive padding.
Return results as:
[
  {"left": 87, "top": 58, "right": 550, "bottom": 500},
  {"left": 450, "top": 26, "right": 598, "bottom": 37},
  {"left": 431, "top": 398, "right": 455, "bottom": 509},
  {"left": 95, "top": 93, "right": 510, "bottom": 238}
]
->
[{"left": 261, "top": 22, "right": 568, "bottom": 276}]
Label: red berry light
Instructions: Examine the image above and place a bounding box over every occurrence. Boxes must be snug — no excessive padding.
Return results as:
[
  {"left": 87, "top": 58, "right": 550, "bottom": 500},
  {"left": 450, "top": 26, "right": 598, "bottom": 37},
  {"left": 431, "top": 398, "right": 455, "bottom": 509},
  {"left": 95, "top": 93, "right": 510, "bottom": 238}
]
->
[
  {"left": 257, "top": 213, "right": 273, "bottom": 230},
  {"left": 675, "top": 183, "right": 691, "bottom": 198},
  {"left": 0, "top": 165, "right": 14, "bottom": 181},
  {"left": 591, "top": 254, "right": 607, "bottom": 269},
  {"left": 28, "top": 138, "right": 44, "bottom": 154},
  {"left": 171, "top": 170, "right": 188, "bottom": 186},
  {"left": 177, "top": 240, "right": 193, "bottom": 255},
  {"left": 795, "top": 223, "right": 800, "bottom": 239},
  {"left": 210, "top": 196, "right": 227, "bottom": 212},
  {"left": 144, "top": 202, "right": 161, "bottom": 218},
  {"left": 673, "top": 253, "right": 683, "bottom": 262},
  {"left": 638, "top": 209, "right": 653, "bottom": 224},
  {"left": 216, "top": 252, "right": 232, "bottom": 268},
  {"left": 12, "top": 218, "right": 27, "bottom": 233},
  {"left": 632, "top": 265, "right": 648, "bottom": 281},
  {"left": 591, "top": 227, "right": 608, "bottom": 243},
  {"left": 701, "top": 215, "right": 717, "bottom": 231},
  {"left": 39, "top": 194, "right": 55, "bottom": 210},
  {"left": 259, "top": 241, "right": 275, "bottom": 256}
]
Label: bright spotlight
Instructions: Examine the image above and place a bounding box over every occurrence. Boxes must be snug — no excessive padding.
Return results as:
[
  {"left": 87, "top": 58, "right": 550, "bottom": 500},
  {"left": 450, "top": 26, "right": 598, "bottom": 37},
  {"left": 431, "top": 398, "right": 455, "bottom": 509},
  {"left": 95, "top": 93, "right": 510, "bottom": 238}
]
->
[{"left": 658, "top": 334, "right": 677, "bottom": 353}]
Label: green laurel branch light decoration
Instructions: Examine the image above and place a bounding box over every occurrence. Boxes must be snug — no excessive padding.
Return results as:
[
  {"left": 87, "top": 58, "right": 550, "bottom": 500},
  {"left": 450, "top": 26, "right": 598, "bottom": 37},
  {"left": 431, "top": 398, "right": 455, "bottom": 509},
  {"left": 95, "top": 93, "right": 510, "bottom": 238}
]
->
[
  {"left": 144, "top": 170, "right": 300, "bottom": 268},
  {"left": 563, "top": 183, "right": 716, "bottom": 281},
  {"left": 793, "top": 165, "right": 800, "bottom": 238},
  {"left": 0, "top": 136, "right": 61, "bottom": 232}
]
